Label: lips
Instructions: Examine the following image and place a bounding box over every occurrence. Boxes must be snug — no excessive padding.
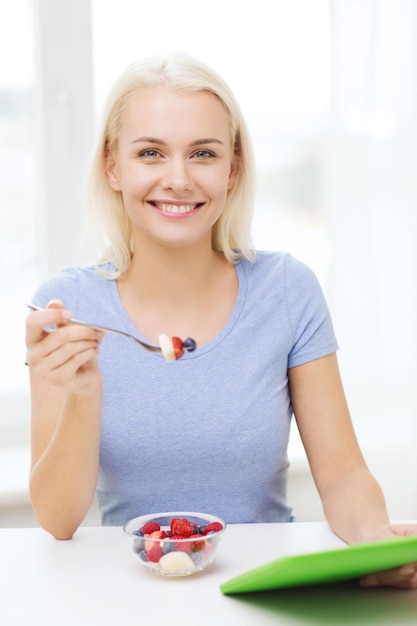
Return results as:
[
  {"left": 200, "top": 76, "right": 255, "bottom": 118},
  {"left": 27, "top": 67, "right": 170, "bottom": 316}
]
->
[{"left": 150, "top": 201, "right": 203, "bottom": 215}]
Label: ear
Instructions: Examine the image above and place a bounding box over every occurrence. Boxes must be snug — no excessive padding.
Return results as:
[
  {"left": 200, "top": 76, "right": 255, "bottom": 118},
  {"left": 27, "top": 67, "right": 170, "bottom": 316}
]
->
[{"left": 105, "top": 150, "right": 122, "bottom": 191}]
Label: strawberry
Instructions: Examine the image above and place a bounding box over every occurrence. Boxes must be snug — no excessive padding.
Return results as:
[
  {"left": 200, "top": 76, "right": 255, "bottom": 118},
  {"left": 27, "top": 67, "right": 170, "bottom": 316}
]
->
[
  {"left": 172, "top": 336, "right": 184, "bottom": 359},
  {"left": 174, "top": 540, "right": 193, "bottom": 554},
  {"left": 141, "top": 521, "right": 161, "bottom": 535},
  {"left": 190, "top": 537, "right": 206, "bottom": 552},
  {"left": 170, "top": 518, "right": 195, "bottom": 538},
  {"left": 151, "top": 529, "right": 167, "bottom": 539},
  {"left": 144, "top": 529, "right": 167, "bottom": 551},
  {"left": 203, "top": 521, "right": 224, "bottom": 535},
  {"left": 174, "top": 535, "right": 205, "bottom": 553},
  {"left": 146, "top": 544, "right": 163, "bottom": 563}
]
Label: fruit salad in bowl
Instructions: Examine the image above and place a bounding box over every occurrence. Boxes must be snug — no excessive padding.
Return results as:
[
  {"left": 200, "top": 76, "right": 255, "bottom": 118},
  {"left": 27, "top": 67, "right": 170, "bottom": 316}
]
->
[{"left": 123, "top": 511, "right": 226, "bottom": 576}]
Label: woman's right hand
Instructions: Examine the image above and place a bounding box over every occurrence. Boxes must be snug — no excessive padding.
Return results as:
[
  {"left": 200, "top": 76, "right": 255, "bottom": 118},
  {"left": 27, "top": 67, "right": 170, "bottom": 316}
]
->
[{"left": 26, "top": 299, "right": 104, "bottom": 395}]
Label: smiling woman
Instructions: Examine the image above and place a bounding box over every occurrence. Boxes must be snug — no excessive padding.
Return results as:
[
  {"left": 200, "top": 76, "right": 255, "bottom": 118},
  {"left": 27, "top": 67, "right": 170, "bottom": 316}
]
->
[{"left": 21, "top": 45, "right": 417, "bottom": 589}]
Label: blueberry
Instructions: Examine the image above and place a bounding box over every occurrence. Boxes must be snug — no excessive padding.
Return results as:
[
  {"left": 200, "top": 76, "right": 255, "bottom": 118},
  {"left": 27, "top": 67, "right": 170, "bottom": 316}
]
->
[
  {"left": 183, "top": 337, "right": 197, "bottom": 352},
  {"left": 190, "top": 551, "right": 204, "bottom": 567},
  {"left": 133, "top": 528, "right": 144, "bottom": 536},
  {"left": 191, "top": 524, "right": 202, "bottom": 535},
  {"left": 139, "top": 550, "right": 148, "bottom": 563},
  {"left": 162, "top": 541, "right": 176, "bottom": 554},
  {"left": 133, "top": 537, "right": 145, "bottom": 553}
]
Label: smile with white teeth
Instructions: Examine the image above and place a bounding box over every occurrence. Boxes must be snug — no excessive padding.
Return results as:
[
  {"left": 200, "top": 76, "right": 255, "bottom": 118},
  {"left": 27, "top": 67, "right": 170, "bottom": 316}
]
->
[{"left": 153, "top": 202, "right": 200, "bottom": 214}]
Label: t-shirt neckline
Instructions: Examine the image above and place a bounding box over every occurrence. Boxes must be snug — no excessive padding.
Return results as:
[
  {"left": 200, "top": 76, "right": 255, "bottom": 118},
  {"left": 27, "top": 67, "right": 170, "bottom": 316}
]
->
[{"left": 106, "top": 259, "right": 248, "bottom": 359}]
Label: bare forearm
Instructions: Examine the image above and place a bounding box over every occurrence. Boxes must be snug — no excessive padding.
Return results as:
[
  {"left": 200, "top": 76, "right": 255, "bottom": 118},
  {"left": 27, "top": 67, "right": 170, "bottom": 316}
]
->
[
  {"left": 320, "top": 466, "right": 390, "bottom": 545},
  {"left": 30, "top": 389, "right": 102, "bottom": 539}
]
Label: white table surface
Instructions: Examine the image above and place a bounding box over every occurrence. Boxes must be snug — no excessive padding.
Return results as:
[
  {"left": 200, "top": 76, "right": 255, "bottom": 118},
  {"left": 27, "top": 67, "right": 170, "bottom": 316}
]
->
[{"left": 1, "top": 522, "right": 417, "bottom": 626}]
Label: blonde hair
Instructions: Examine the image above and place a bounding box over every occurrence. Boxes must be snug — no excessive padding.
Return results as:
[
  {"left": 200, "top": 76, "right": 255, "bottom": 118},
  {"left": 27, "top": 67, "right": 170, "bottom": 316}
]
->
[{"left": 87, "top": 53, "right": 256, "bottom": 277}]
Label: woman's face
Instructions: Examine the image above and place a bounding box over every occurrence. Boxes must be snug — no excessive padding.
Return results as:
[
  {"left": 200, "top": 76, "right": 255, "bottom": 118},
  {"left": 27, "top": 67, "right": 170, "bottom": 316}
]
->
[{"left": 105, "top": 85, "right": 238, "bottom": 250}]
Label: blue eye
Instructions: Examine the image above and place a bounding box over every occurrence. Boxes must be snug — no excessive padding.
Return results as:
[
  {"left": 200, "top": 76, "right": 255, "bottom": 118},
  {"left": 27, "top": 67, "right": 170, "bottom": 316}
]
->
[
  {"left": 193, "top": 150, "right": 215, "bottom": 159},
  {"left": 139, "top": 149, "right": 160, "bottom": 158}
]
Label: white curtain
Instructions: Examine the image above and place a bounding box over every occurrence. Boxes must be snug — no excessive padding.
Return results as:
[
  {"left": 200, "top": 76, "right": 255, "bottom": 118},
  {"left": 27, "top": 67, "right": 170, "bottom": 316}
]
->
[{"left": 323, "top": 0, "right": 417, "bottom": 514}]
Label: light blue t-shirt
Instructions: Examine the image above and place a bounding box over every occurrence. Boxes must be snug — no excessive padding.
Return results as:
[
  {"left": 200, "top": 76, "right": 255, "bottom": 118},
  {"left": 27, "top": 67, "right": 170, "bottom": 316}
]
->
[{"left": 31, "top": 251, "right": 338, "bottom": 526}]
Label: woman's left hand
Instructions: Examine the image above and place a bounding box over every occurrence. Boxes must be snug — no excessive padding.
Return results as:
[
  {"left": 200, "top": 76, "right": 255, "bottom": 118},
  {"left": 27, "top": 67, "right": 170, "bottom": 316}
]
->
[{"left": 359, "top": 524, "right": 417, "bottom": 589}]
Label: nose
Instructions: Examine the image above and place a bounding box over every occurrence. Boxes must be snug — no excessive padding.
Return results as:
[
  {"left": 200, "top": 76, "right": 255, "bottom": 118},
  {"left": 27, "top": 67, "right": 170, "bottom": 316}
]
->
[{"left": 161, "top": 156, "right": 193, "bottom": 193}]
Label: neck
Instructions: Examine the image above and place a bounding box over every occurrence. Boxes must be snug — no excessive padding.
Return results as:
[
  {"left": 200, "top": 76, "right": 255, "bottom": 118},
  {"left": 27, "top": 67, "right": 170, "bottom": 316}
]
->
[
  {"left": 116, "top": 235, "right": 238, "bottom": 346},
  {"left": 119, "top": 239, "right": 225, "bottom": 306}
]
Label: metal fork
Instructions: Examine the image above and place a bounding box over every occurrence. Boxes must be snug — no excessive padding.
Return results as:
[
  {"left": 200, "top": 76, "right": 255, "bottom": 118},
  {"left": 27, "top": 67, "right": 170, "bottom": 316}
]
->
[{"left": 27, "top": 303, "right": 161, "bottom": 353}]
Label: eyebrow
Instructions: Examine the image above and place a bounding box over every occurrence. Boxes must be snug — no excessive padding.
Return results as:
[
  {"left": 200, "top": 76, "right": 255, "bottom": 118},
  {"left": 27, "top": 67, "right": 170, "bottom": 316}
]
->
[{"left": 130, "top": 136, "right": 225, "bottom": 147}]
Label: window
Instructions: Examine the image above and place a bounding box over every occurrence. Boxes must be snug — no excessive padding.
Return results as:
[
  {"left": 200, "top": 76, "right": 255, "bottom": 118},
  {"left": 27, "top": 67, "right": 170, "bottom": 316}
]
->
[{"left": 0, "top": 0, "right": 35, "bottom": 442}]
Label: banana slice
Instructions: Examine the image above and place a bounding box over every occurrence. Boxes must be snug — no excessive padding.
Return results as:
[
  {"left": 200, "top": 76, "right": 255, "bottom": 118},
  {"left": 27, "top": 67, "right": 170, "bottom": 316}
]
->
[
  {"left": 159, "top": 551, "right": 195, "bottom": 572},
  {"left": 158, "top": 333, "right": 176, "bottom": 361}
]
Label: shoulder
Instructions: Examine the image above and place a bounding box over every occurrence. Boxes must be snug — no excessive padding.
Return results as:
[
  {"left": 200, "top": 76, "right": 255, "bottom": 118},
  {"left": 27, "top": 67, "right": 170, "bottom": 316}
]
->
[
  {"left": 239, "top": 250, "right": 319, "bottom": 289},
  {"left": 239, "top": 251, "right": 331, "bottom": 326},
  {"left": 31, "top": 263, "right": 115, "bottom": 312}
]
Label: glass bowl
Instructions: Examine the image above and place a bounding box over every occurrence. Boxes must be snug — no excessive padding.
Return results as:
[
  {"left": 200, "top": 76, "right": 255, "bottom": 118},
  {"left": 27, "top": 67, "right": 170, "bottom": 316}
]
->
[{"left": 123, "top": 511, "right": 227, "bottom": 577}]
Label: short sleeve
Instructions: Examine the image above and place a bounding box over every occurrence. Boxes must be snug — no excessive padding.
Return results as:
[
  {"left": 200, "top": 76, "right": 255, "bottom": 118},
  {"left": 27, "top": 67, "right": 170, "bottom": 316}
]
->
[
  {"left": 284, "top": 257, "right": 338, "bottom": 368},
  {"left": 29, "top": 267, "right": 83, "bottom": 313}
]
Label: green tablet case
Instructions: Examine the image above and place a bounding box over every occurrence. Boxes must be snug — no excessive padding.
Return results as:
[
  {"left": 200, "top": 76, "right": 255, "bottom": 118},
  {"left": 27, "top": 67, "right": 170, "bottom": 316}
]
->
[{"left": 220, "top": 535, "right": 417, "bottom": 594}]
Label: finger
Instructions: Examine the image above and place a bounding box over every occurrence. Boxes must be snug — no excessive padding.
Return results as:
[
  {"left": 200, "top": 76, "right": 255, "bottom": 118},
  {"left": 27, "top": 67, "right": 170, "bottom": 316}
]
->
[
  {"left": 52, "top": 340, "right": 101, "bottom": 375},
  {"left": 360, "top": 563, "right": 417, "bottom": 589},
  {"left": 26, "top": 305, "right": 74, "bottom": 345},
  {"left": 27, "top": 324, "right": 103, "bottom": 370},
  {"left": 29, "top": 340, "right": 101, "bottom": 390},
  {"left": 388, "top": 524, "right": 417, "bottom": 538},
  {"left": 46, "top": 298, "right": 65, "bottom": 309},
  {"left": 35, "top": 336, "right": 101, "bottom": 370},
  {"left": 45, "top": 299, "right": 73, "bottom": 328}
]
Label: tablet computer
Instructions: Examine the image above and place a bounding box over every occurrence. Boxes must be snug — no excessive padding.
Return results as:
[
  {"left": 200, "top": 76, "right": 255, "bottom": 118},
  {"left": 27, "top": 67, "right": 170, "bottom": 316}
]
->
[{"left": 220, "top": 535, "right": 417, "bottom": 594}]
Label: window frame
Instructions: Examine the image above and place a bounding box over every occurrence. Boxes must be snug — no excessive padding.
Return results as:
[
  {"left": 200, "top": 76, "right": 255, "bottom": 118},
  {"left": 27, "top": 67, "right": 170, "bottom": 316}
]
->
[{"left": 0, "top": 0, "right": 95, "bottom": 445}]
